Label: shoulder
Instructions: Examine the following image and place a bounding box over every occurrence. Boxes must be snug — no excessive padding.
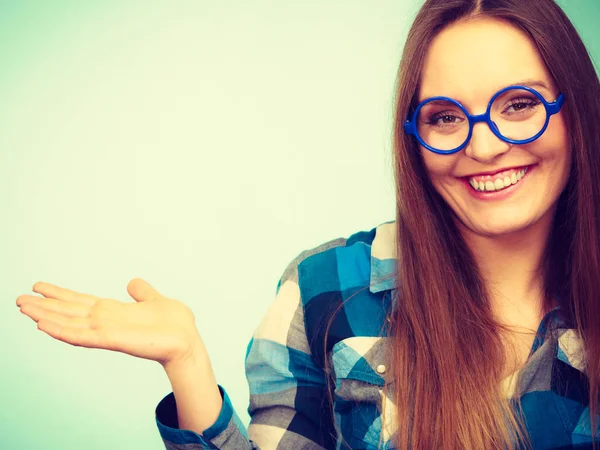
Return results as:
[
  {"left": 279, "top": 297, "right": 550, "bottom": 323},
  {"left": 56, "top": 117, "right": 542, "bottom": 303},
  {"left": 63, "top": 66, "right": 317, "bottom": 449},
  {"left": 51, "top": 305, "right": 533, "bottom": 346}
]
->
[
  {"left": 278, "top": 220, "right": 395, "bottom": 298},
  {"left": 277, "top": 220, "right": 397, "bottom": 366}
]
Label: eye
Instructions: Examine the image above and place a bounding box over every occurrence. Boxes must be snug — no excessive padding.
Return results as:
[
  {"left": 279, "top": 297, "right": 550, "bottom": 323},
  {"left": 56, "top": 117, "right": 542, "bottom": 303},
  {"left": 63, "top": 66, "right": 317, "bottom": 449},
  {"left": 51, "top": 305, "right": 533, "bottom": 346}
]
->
[
  {"left": 504, "top": 97, "right": 542, "bottom": 115},
  {"left": 427, "top": 111, "right": 465, "bottom": 126}
]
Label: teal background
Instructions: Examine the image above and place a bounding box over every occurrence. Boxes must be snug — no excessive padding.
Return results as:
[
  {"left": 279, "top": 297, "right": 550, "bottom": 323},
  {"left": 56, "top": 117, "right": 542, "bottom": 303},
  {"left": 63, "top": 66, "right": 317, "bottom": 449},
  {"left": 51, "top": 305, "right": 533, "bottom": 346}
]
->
[{"left": 2, "top": 1, "right": 598, "bottom": 449}]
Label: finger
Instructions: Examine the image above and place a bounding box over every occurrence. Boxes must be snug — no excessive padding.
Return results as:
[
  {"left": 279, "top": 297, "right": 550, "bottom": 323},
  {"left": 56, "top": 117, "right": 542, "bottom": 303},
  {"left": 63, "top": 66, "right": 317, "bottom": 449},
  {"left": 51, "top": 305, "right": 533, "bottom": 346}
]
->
[
  {"left": 127, "top": 278, "right": 161, "bottom": 303},
  {"left": 16, "top": 294, "right": 33, "bottom": 307},
  {"left": 32, "top": 282, "right": 97, "bottom": 306},
  {"left": 37, "top": 319, "right": 105, "bottom": 349},
  {"left": 20, "top": 299, "right": 90, "bottom": 320},
  {"left": 21, "top": 304, "right": 89, "bottom": 329},
  {"left": 17, "top": 295, "right": 91, "bottom": 318}
]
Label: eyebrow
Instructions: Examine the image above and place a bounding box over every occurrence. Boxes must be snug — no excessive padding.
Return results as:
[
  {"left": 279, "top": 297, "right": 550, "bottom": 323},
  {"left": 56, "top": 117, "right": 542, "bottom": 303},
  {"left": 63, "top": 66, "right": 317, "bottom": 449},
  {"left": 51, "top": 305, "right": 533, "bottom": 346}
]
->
[
  {"left": 513, "top": 79, "right": 551, "bottom": 91},
  {"left": 418, "top": 79, "right": 553, "bottom": 103}
]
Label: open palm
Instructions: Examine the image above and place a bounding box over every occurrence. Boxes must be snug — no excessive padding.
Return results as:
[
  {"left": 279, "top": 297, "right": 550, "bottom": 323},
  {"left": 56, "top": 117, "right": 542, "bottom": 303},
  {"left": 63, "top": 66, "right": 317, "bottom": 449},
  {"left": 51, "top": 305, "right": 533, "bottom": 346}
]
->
[{"left": 16, "top": 278, "right": 202, "bottom": 367}]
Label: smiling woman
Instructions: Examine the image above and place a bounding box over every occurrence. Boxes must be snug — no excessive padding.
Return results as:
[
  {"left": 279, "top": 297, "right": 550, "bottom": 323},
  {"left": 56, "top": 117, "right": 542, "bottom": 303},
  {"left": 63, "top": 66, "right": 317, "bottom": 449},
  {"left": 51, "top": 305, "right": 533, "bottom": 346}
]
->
[
  {"left": 13, "top": 0, "right": 600, "bottom": 449},
  {"left": 389, "top": 1, "right": 600, "bottom": 448}
]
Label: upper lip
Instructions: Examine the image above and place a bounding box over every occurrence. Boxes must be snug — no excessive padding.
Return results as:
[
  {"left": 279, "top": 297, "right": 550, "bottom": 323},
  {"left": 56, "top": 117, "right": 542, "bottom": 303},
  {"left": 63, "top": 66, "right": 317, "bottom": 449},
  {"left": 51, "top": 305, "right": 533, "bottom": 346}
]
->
[{"left": 463, "top": 164, "right": 532, "bottom": 178}]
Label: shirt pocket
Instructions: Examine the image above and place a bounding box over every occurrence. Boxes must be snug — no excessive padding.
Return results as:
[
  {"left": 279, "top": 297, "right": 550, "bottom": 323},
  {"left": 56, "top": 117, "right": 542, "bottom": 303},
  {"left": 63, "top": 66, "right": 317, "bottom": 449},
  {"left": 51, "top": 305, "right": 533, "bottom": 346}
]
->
[{"left": 330, "top": 337, "right": 396, "bottom": 449}]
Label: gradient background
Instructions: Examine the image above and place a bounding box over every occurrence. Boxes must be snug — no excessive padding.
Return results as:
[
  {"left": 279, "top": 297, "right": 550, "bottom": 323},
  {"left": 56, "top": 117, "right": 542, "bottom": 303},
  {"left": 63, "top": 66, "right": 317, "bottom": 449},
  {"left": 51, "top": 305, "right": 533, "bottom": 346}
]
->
[{"left": 3, "top": 1, "right": 599, "bottom": 449}]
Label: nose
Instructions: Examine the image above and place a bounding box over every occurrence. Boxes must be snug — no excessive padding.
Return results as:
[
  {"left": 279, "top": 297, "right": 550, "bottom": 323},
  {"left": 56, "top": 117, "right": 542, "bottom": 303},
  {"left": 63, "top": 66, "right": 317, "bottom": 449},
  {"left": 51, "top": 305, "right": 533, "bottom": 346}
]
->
[{"left": 464, "top": 121, "right": 512, "bottom": 163}]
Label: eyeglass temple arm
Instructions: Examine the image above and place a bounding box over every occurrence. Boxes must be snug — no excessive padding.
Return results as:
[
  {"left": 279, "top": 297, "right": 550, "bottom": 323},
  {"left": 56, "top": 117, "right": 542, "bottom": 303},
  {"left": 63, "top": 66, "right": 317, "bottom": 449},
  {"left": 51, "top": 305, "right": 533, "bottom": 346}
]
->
[
  {"left": 547, "top": 93, "right": 565, "bottom": 116},
  {"left": 404, "top": 118, "right": 416, "bottom": 136}
]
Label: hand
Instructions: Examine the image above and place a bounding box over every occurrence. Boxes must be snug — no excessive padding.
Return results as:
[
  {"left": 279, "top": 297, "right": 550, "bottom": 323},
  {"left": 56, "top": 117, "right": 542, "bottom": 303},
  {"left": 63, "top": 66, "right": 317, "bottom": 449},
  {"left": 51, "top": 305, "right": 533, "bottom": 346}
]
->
[{"left": 16, "top": 278, "right": 203, "bottom": 367}]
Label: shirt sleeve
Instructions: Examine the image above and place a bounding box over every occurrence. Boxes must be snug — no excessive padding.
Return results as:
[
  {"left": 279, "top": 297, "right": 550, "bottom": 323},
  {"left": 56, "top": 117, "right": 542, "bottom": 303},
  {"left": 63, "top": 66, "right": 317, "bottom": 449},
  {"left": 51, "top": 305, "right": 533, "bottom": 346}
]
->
[{"left": 155, "top": 256, "right": 335, "bottom": 450}]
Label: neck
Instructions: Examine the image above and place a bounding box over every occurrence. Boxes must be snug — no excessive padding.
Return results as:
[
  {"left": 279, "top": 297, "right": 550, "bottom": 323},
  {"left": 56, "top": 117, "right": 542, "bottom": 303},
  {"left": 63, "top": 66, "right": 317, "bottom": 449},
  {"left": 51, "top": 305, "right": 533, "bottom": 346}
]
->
[{"left": 457, "top": 213, "right": 555, "bottom": 328}]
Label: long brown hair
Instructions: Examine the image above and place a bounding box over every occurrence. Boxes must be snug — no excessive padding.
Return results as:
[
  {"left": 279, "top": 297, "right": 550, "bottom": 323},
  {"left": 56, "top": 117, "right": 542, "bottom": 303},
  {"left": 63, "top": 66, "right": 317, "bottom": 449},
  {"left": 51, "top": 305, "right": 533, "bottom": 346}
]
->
[{"left": 388, "top": 0, "right": 600, "bottom": 448}]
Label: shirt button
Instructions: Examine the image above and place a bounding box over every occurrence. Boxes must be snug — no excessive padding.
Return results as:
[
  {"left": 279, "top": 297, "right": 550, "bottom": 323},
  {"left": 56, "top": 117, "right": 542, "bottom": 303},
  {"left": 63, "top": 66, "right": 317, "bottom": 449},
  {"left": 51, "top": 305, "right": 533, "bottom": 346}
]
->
[{"left": 376, "top": 364, "right": 386, "bottom": 374}]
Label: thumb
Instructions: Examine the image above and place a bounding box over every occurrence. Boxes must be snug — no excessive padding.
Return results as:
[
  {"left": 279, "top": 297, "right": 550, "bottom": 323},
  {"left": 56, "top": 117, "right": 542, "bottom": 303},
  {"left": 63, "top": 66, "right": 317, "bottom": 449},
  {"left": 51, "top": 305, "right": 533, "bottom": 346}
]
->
[{"left": 127, "top": 278, "right": 161, "bottom": 303}]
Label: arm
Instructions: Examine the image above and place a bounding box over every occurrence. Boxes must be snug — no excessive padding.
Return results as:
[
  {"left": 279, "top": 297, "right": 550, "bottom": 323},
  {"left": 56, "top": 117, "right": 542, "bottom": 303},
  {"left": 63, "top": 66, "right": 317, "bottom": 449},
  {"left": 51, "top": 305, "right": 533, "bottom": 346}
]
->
[
  {"left": 155, "top": 259, "right": 336, "bottom": 450},
  {"left": 162, "top": 338, "right": 223, "bottom": 436}
]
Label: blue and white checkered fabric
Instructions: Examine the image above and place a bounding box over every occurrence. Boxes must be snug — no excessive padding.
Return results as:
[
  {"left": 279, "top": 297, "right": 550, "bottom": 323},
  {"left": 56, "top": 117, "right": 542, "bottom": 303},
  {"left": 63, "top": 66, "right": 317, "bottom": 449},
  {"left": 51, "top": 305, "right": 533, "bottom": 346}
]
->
[{"left": 155, "top": 221, "right": 599, "bottom": 449}]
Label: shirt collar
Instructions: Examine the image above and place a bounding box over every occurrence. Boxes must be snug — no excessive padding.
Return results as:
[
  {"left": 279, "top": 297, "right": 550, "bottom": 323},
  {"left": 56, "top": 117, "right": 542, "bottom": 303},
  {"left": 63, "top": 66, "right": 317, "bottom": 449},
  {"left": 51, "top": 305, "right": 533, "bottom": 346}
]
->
[
  {"left": 369, "top": 220, "right": 398, "bottom": 294},
  {"left": 368, "top": 220, "right": 572, "bottom": 329},
  {"left": 369, "top": 221, "right": 580, "bottom": 371}
]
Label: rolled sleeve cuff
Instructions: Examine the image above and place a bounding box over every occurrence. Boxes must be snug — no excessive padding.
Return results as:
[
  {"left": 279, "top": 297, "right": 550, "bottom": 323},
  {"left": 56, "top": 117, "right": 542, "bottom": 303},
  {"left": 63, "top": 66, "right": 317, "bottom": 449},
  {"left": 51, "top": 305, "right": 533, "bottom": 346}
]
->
[{"left": 156, "top": 385, "right": 243, "bottom": 448}]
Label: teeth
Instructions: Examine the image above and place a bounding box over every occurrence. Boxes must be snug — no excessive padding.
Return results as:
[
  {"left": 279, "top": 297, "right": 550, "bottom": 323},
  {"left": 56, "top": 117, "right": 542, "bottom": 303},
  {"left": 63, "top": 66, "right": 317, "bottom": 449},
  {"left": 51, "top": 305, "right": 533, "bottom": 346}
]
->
[{"left": 468, "top": 167, "right": 528, "bottom": 192}]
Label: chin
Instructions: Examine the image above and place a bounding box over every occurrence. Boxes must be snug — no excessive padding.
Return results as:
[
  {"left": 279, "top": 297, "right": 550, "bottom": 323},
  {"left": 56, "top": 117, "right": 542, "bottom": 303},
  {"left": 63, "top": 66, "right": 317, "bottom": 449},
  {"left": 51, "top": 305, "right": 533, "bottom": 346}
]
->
[
  {"left": 458, "top": 216, "right": 539, "bottom": 238},
  {"left": 471, "top": 224, "right": 528, "bottom": 237}
]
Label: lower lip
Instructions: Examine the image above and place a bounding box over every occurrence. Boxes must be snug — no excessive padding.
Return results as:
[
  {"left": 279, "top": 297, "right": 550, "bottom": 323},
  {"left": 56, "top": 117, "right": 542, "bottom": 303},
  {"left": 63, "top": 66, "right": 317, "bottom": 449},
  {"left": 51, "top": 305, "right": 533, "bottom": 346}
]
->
[{"left": 462, "top": 165, "right": 535, "bottom": 201}]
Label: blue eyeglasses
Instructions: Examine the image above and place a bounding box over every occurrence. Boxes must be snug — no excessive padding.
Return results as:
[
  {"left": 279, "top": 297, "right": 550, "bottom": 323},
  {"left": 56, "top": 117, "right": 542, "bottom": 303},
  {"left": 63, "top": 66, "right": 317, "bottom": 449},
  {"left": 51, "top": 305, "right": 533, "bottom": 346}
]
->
[{"left": 403, "top": 85, "right": 565, "bottom": 155}]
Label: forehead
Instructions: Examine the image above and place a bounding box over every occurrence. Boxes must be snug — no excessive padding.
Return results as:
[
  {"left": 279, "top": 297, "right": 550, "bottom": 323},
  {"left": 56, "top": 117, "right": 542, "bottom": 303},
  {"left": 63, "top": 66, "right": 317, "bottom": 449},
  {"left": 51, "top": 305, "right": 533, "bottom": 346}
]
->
[{"left": 419, "top": 17, "right": 555, "bottom": 103}]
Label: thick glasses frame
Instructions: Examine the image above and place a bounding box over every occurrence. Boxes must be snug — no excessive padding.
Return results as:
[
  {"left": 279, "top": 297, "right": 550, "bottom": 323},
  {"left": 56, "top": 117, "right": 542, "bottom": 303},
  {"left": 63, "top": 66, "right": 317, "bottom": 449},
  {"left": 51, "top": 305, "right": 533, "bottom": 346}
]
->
[{"left": 403, "top": 85, "right": 565, "bottom": 155}]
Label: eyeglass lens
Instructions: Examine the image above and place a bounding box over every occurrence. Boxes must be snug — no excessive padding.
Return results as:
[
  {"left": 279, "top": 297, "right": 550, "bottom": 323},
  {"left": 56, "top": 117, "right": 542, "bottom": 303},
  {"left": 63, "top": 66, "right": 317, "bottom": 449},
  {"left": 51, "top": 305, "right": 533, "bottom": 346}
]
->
[{"left": 416, "top": 88, "right": 547, "bottom": 152}]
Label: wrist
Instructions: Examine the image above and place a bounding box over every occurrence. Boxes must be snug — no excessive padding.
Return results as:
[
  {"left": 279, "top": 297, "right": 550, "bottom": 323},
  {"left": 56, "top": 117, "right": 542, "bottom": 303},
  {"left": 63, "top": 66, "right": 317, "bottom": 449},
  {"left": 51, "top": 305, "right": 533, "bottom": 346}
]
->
[
  {"left": 162, "top": 335, "right": 207, "bottom": 372},
  {"left": 162, "top": 349, "right": 223, "bottom": 434}
]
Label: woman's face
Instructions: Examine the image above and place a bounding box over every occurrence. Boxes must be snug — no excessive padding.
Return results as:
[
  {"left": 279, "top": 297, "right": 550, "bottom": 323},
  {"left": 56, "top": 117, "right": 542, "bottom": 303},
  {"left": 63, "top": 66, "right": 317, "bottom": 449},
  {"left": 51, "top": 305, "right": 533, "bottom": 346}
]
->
[{"left": 418, "top": 17, "right": 571, "bottom": 237}]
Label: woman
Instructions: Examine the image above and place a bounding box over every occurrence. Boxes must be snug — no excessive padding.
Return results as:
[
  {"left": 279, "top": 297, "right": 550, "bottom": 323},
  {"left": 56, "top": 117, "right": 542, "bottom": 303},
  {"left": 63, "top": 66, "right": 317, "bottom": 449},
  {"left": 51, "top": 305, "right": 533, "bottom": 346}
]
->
[{"left": 16, "top": 0, "right": 600, "bottom": 448}]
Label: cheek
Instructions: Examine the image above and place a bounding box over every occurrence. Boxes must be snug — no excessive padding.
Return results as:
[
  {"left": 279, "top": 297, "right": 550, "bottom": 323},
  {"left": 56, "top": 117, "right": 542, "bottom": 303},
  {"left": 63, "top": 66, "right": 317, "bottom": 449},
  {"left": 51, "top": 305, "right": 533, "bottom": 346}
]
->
[
  {"left": 420, "top": 148, "right": 461, "bottom": 180},
  {"left": 534, "top": 114, "right": 571, "bottom": 172}
]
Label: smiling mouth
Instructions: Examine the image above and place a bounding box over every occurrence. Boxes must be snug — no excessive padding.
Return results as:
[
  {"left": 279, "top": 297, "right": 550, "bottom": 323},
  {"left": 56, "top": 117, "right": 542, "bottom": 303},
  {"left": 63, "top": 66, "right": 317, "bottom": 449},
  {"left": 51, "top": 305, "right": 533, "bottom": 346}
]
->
[{"left": 466, "top": 165, "right": 532, "bottom": 192}]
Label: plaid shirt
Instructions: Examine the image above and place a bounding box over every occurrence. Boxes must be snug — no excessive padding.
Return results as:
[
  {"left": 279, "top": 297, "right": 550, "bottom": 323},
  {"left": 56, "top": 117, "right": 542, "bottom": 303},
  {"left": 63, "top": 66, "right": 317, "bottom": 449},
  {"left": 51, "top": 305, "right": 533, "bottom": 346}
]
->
[{"left": 155, "top": 221, "right": 598, "bottom": 449}]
